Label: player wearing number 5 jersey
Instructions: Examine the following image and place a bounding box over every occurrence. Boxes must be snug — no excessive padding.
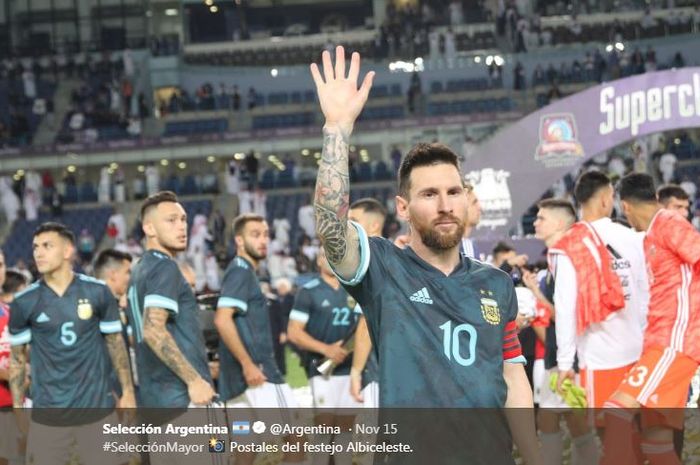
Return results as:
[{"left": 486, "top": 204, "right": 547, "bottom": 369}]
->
[
  {"left": 8, "top": 222, "right": 134, "bottom": 465},
  {"left": 310, "top": 46, "right": 541, "bottom": 465},
  {"left": 601, "top": 173, "right": 700, "bottom": 465}
]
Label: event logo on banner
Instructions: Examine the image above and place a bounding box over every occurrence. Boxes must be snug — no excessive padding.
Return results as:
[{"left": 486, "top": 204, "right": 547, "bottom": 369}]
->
[
  {"left": 465, "top": 168, "right": 513, "bottom": 230},
  {"left": 534, "top": 113, "right": 585, "bottom": 168}
]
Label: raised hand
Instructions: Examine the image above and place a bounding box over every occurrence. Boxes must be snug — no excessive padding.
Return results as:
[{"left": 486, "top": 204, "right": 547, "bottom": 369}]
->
[{"left": 310, "top": 46, "right": 375, "bottom": 132}]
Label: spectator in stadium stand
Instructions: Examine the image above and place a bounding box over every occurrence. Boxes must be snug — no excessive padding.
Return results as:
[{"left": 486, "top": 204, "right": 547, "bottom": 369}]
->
[
  {"left": 310, "top": 47, "right": 540, "bottom": 463},
  {"left": 247, "top": 87, "right": 258, "bottom": 110},
  {"left": 532, "top": 199, "right": 596, "bottom": 465},
  {"left": 657, "top": 184, "right": 691, "bottom": 218},
  {"left": 145, "top": 162, "right": 160, "bottom": 197},
  {"left": 78, "top": 228, "right": 96, "bottom": 264},
  {"left": 680, "top": 176, "right": 697, "bottom": 202},
  {"left": 514, "top": 62, "right": 526, "bottom": 90},
  {"left": 244, "top": 150, "right": 259, "bottom": 190},
  {"left": 601, "top": 174, "right": 700, "bottom": 465},
  {"left": 8, "top": 223, "right": 134, "bottom": 464},
  {"left": 232, "top": 85, "right": 241, "bottom": 111},
  {"left": 127, "top": 191, "right": 215, "bottom": 415}
]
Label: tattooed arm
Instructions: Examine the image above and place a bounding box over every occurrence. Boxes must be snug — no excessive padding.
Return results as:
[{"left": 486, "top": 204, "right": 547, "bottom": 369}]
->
[
  {"left": 105, "top": 333, "right": 136, "bottom": 408},
  {"left": 310, "top": 46, "right": 374, "bottom": 279},
  {"left": 142, "top": 307, "right": 215, "bottom": 405},
  {"left": 9, "top": 345, "right": 27, "bottom": 408}
]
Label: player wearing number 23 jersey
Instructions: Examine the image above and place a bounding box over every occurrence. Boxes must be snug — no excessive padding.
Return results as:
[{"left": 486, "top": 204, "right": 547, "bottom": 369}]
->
[
  {"left": 617, "top": 209, "right": 700, "bottom": 411},
  {"left": 337, "top": 222, "right": 523, "bottom": 408}
]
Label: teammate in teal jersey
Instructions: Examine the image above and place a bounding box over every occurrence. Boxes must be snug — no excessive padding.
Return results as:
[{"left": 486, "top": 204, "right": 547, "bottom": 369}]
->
[
  {"left": 214, "top": 214, "right": 303, "bottom": 465},
  {"left": 347, "top": 198, "right": 385, "bottom": 407},
  {"left": 309, "top": 46, "right": 542, "bottom": 465},
  {"left": 288, "top": 247, "right": 360, "bottom": 465},
  {"left": 127, "top": 191, "right": 215, "bottom": 408},
  {"left": 9, "top": 222, "right": 134, "bottom": 465}
]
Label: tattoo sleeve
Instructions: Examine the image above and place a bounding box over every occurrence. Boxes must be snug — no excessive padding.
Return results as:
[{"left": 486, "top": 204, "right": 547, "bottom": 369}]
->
[
  {"left": 105, "top": 333, "right": 134, "bottom": 395},
  {"left": 9, "top": 345, "right": 27, "bottom": 408},
  {"left": 314, "top": 125, "right": 361, "bottom": 276},
  {"left": 142, "top": 307, "right": 200, "bottom": 384}
]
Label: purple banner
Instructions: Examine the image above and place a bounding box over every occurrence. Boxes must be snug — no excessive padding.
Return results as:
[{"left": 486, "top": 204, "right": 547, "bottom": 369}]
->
[{"left": 466, "top": 67, "right": 700, "bottom": 239}]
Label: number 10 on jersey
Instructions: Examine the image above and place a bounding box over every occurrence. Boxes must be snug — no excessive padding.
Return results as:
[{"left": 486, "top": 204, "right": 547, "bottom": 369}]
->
[{"left": 440, "top": 321, "right": 477, "bottom": 367}]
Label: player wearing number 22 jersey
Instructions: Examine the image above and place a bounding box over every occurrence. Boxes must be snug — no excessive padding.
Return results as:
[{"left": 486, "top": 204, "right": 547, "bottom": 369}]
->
[{"left": 338, "top": 222, "right": 523, "bottom": 408}]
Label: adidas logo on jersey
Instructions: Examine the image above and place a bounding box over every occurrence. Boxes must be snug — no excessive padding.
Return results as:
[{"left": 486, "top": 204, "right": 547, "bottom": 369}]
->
[
  {"left": 409, "top": 287, "right": 433, "bottom": 305},
  {"left": 321, "top": 299, "right": 331, "bottom": 307},
  {"left": 36, "top": 312, "right": 50, "bottom": 323}
]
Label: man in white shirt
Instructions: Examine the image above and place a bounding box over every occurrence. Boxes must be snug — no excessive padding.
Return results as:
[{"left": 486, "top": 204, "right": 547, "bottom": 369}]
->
[{"left": 555, "top": 171, "right": 648, "bottom": 412}]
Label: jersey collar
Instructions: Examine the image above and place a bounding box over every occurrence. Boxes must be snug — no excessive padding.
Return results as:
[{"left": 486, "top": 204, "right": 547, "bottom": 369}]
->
[
  {"left": 147, "top": 249, "right": 173, "bottom": 261},
  {"left": 39, "top": 272, "right": 78, "bottom": 298},
  {"left": 403, "top": 245, "right": 471, "bottom": 278}
]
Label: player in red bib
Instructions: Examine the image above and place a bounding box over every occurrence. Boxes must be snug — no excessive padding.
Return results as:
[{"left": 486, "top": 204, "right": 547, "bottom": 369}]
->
[{"left": 601, "top": 173, "right": 700, "bottom": 465}]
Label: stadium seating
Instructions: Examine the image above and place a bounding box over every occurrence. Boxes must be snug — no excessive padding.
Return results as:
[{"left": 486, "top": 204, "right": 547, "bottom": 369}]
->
[
  {"left": 2, "top": 207, "right": 112, "bottom": 266},
  {"left": 164, "top": 118, "right": 228, "bottom": 136}
]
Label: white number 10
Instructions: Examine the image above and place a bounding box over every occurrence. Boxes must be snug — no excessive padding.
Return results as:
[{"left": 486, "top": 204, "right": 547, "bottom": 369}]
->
[{"left": 439, "top": 320, "right": 477, "bottom": 367}]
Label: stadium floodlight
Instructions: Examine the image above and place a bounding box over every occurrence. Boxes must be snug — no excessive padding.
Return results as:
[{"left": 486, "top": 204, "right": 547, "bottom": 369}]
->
[
  {"left": 137, "top": 165, "right": 145, "bottom": 172},
  {"left": 234, "top": 152, "right": 245, "bottom": 160},
  {"left": 205, "top": 0, "right": 213, "bottom": 5},
  {"left": 178, "top": 162, "right": 187, "bottom": 169},
  {"left": 160, "top": 159, "right": 169, "bottom": 166},
  {"left": 206, "top": 156, "right": 216, "bottom": 163},
  {"left": 16, "top": 169, "right": 24, "bottom": 176},
  {"left": 414, "top": 57, "right": 424, "bottom": 65},
  {"left": 301, "top": 149, "right": 310, "bottom": 156},
  {"left": 210, "top": 5, "right": 218, "bottom": 13},
  {"left": 605, "top": 44, "right": 614, "bottom": 52},
  {"left": 615, "top": 42, "right": 624, "bottom": 51},
  {"left": 494, "top": 55, "right": 505, "bottom": 66},
  {"left": 67, "top": 166, "right": 76, "bottom": 173},
  {"left": 314, "top": 152, "right": 321, "bottom": 159},
  {"left": 474, "top": 56, "right": 482, "bottom": 63},
  {"left": 485, "top": 55, "right": 494, "bottom": 66},
  {"left": 675, "top": 138, "right": 681, "bottom": 145},
  {"left": 270, "top": 68, "right": 278, "bottom": 77},
  {"left": 165, "top": 8, "right": 178, "bottom": 16}
]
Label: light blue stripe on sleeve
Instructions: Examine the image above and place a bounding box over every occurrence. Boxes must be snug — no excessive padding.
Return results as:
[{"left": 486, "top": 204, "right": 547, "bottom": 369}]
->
[
  {"left": 144, "top": 294, "right": 179, "bottom": 313},
  {"left": 505, "top": 355, "right": 527, "bottom": 365},
  {"left": 217, "top": 297, "right": 248, "bottom": 313},
  {"left": 100, "top": 320, "right": 123, "bottom": 334},
  {"left": 289, "top": 309, "right": 310, "bottom": 323},
  {"left": 330, "top": 221, "right": 371, "bottom": 287},
  {"left": 10, "top": 329, "right": 31, "bottom": 346}
]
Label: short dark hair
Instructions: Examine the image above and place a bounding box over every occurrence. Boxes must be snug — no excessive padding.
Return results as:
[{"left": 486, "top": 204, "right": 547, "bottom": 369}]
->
[
  {"left": 537, "top": 198, "right": 577, "bottom": 224},
  {"left": 492, "top": 241, "right": 514, "bottom": 256},
  {"left": 398, "top": 143, "right": 461, "bottom": 198},
  {"left": 349, "top": 198, "right": 387, "bottom": 219},
  {"left": 232, "top": 214, "right": 265, "bottom": 237},
  {"left": 93, "top": 249, "right": 132, "bottom": 279},
  {"left": 140, "top": 191, "right": 179, "bottom": 220},
  {"left": 2, "top": 270, "right": 27, "bottom": 294},
  {"left": 618, "top": 173, "right": 657, "bottom": 203},
  {"left": 33, "top": 222, "right": 75, "bottom": 244},
  {"left": 574, "top": 171, "right": 612, "bottom": 205},
  {"left": 657, "top": 184, "right": 689, "bottom": 205}
]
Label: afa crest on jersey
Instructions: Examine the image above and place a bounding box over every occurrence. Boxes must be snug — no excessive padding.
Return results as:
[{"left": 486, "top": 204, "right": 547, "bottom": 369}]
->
[
  {"left": 77, "top": 299, "right": 93, "bottom": 320},
  {"left": 347, "top": 295, "right": 356, "bottom": 310},
  {"left": 480, "top": 291, "right": 500, "bottom": 325}
]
